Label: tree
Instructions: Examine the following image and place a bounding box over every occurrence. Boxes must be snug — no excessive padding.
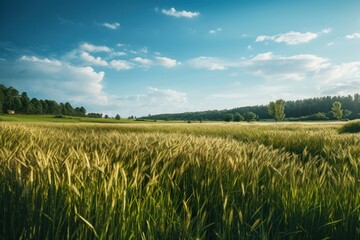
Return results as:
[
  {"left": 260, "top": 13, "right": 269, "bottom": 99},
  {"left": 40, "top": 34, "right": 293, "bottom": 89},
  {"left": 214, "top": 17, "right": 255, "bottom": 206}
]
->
[
  {"left": 20, "top": 92, "right": 30, "bottom": 113},
  {"left": 223, "top": 113, "right": 233, "bottom": 122},
  {"left": 243, "top": 111, "right": 257, "bottom": 122},
  {"left": 343, "top": 109, "right": 352, "bottom": 119},
  {"left": 268, "top": 99, "right": 286, "bottom": 122},
  {"left": 331, "top": 101, "right": 343, "bottom": 120},
  {"left": 233, "top": 112, "right": 244, "bottom": 122},
  {"left": 104, "top": 114, "right": 109, "bottom": 119},
  {"left": 115, "top": 114, "right": 121, "bottom": 120}
]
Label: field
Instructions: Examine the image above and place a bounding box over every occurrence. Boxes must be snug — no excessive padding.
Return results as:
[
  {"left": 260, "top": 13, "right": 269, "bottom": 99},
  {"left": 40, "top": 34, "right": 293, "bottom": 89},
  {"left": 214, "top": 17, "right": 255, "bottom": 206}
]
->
[{"left": 0, "top": 121, "right": 359, "bottom": 239}]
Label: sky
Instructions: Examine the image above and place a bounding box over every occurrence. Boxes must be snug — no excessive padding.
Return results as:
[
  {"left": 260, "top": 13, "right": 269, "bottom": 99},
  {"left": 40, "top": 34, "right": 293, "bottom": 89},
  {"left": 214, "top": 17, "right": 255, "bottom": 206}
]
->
[{"left": 0, "top": 0, "right": 360, "bottom": 117}]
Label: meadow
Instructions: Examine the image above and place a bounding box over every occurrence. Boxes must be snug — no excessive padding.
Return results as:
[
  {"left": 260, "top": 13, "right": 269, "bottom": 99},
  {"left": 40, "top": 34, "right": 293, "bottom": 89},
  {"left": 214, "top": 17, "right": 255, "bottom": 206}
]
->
[{"left": 0, "top": 121, "right": 359, "bottom": 239}]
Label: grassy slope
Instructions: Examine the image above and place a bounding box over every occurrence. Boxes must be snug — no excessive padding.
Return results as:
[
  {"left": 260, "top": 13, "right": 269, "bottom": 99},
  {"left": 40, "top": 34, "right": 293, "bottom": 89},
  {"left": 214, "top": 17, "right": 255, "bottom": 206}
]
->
[{"left": 0, "top": 122, "right": 359, "bottom": 239}]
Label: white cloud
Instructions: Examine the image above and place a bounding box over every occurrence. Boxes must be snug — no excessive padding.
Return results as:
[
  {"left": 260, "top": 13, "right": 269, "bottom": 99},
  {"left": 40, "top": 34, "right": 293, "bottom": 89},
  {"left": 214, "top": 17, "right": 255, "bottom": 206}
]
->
[
  {"left": 109, "top": 60, "right": 133, "bottom": 70},
  {"left": 321, "top": 28, "right": 332, "bottom": 34},
  {"left": 256, "top": 31, "right": 318, "bottom": 45},
  {"left": 80, "top": 52, "right": 108, "bottom": 66},
  {"left": 321, "top": 83, "right": 360, "bottom": 95},
  {"left": 116, "top": 87, "right": 188, "bottom": 116},
  {"left": 156, "top": 57, "right": 179, "bottom": 68},
  {"left": 346, "top": 33, "right": 360, "bottom": 39},
  {"left": 186, "top": 52, "right": 334, "bottom": 81},
  {"left": 209, "top": 28, "right": 222, "bottom": 34},
  {"left": 244, "top": 52, "right": 330, "bottom": 80},
  {"left": 20, "top": 55, "right": 62, "bottom": 66},
  {"left": 80, "top": 43, "right": 111, "bottom": 53},
  {"left": 15, "top": 55, "right": 107, "bottom": 105},
  {"left": 315, "top": 62, "right": 360, "bottom": 82},
  {"left": 102, "top": 22, "right": 120, "bottom": 30},
  {"left": 110, "top": 51, "right": 127, "bottom": 57},
  {"left": 133, "top": 57, "right": 153, "bottom": 66},
  {"left": 187, "top": 56, "right": 230, "bottom": 70},
  {"left": 161, "top": 7, "right": 200, "bottom": 18}
]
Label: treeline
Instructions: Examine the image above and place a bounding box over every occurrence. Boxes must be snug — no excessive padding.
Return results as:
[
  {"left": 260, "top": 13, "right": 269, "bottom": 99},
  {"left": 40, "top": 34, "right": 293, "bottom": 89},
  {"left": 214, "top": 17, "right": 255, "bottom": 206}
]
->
[
  {"left": 142, "top": 94, "right": 360, "bottom": 121},
  {"left": 0, "top": 84, "right": 86, "bottom": 116}
]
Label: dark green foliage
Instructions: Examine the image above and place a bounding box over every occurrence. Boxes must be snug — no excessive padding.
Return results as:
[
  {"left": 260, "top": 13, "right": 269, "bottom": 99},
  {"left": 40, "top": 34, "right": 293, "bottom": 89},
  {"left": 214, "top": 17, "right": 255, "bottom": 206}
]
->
[
  {"left": 288, "top": 112, "right": 329, "bottom": 121},
  {"left": 142, "top": 94, "right": 360, "bottom": 121},
  {"left": 233, "top": 112, "right": 244, "bottom": 122},
  {"left": 0, "top": 84, "right": 87, "bottom": 116},
  {"left": 243, "top": 111, "right": 257, "bottom": 122},
  {"left": 87, "top": 113, "right": 103, "bottom": 118},
  {"left": 268, "top": 99, "right": 286, "bottom": 121},
  {"left": 115, "top": 114, "right": 121, "bottom": 120},
  {"left": 223, "top": 113, "right": 233, "bottom": 122},
  {"left": 339, "top": 120, "right": 360, "bottom": 133}
]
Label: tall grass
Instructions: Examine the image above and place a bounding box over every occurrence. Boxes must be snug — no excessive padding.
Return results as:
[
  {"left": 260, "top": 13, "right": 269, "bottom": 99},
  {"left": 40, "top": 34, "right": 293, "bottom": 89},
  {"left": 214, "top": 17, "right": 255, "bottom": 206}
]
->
[{"left": 0, "top": 122, "right": 359, "bottom": 239}]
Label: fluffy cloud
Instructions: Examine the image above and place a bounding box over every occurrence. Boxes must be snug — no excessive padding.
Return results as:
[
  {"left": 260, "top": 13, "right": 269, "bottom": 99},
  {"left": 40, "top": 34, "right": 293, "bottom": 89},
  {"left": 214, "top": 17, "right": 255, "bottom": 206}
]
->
[
  {"left": 116, "top": 87, "right": 188, "bottom": 116},
  {"left": 80, "top": 52, "right": 108, "bottom": 66},
  {"left": 321, "top": 83, "right": 360, "bottom": 95},
  {"left": 80, "top": 43, "right": 111, "bottom": 53},
  {"left": 156, "top": 57, "right": 179, "bottom": 68},
  {"left": 256, "top": 31, "right": 318, "bottom": 45},
  {"left": 133, "top": 57, "right": 153, "bottom": 66},
  {"left": 8, "top": 55, "right": 107, "bottom": 105},
  {"left": 209, "top": 28, "right": 222, "bottom": 34},
  {"left": 315, "top": 62, "right": 360, "bottom": 82},
  {"left": 187, "top": 57, "right": 230, "bottom": 70},
  {"left": 110, "top": 51, "right": 127, "bottom": 57},
  {"left": 346, "top": 33, "right": 360, "bottom": 39},
  {"left": 187, "top": 53, "right": 331, "bottom": 80},
  {"left": 102, "top": 22, "right": 120, "bottom": 30},
  {"left": 109, "top": 60, "right": 133, "bottom": 70},
  {"left": 244, "top": 52, "right": 330, "bottom": 80},
  {"left": 20, "top": 55, "right": 61, "bottom": 66},
  {"left": 161, "top": 7, "right": 200, "bottom": 18}
]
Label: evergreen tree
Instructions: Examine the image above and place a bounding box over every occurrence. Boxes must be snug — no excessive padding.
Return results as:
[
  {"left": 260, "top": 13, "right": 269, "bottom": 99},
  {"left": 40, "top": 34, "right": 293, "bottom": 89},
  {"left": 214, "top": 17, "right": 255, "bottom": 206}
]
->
[{"left": 20, "top": 92, "right": 30, "bottom": 113}]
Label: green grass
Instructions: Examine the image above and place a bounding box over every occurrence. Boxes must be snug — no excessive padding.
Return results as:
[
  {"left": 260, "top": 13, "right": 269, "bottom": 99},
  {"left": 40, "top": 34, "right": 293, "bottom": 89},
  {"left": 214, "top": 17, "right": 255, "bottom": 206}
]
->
[
  {"left": 0, "top": 122, "right": 359, "bottom": 239},
  {"left": 0, "top": 114, "right": 159, "bottom": 124},
  {"left": 339, "top": 120, "right": 360, "bottom": 133}
]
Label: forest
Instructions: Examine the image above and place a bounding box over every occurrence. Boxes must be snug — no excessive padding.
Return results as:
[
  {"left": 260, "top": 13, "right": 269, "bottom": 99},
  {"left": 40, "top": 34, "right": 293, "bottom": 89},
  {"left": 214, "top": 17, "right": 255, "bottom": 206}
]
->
[
  {"left": 0, "top": 84, "right": 86, "bottom": 116},
  {"left": 143, "top": 94, "right": 360, "bottom": 121}
]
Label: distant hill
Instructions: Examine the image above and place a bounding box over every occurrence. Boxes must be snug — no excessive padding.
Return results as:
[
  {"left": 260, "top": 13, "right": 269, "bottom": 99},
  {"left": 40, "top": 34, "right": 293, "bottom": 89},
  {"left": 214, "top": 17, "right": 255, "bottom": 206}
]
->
[{"left": 141, "top": 94, "right": 360, "bottom": 121}]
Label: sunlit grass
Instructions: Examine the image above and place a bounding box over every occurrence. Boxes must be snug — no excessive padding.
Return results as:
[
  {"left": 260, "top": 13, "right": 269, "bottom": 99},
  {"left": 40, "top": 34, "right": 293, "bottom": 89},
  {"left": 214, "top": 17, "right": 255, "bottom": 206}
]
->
[{"left": 0, "top": 122, "right": 359, "bottom": 239}]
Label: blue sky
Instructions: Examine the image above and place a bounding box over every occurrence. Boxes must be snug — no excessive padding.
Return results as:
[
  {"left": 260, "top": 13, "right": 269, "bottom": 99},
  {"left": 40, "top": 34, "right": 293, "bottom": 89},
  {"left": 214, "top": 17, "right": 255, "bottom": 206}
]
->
[{"left": 1, "top": 0, "right": 360, "bottom": 117}]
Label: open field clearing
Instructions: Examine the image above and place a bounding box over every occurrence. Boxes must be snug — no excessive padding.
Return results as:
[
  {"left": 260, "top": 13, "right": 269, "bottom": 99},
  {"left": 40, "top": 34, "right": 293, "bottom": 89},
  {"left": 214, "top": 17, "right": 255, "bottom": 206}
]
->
[{"left": 0, "top": 122, "right": 359, "bottom": 239}]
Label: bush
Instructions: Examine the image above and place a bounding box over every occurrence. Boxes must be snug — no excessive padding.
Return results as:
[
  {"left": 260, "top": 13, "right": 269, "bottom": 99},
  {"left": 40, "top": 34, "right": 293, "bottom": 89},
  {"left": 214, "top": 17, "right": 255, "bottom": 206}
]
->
[
  {"left": 339, "top": 120, "right": 360, "bottom": 133},
  {"left": 223, "top": 113, "right": 233, "bottom": 122}
]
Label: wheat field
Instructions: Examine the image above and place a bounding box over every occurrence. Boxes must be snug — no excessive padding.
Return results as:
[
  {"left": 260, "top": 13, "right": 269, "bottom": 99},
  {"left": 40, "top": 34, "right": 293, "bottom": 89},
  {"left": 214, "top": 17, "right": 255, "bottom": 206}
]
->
[{"left": 0, "top": 122, "right": 359, "bottom": 239}]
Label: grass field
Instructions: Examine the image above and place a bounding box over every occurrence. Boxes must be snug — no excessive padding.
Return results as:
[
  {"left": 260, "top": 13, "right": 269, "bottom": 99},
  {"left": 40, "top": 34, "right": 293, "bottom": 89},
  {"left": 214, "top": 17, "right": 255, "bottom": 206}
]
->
[
  {"left": 0, "top": 121, "right": 359, "bottom": 239},
  {"left": 0, "top": 114, "right": 147, "bottom": 123}
]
